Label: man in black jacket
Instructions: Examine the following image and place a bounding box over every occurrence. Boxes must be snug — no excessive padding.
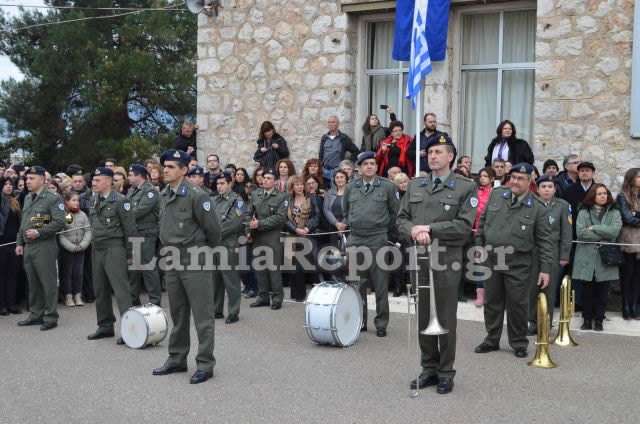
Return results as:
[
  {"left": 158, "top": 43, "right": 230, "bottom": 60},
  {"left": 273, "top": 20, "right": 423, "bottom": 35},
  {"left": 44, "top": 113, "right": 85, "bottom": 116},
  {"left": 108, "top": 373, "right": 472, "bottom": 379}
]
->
[
  {"left": 319, "top": 115, "right": 359, "bottom": 181},
  {"left": 203, "top": 154, "right": 222, "bottom": 192},
  {"left": 554, "top": 154, "right": 581, "bottom": 198},
  {"left": 173, "top": 121, "right": 198, "bottom": 156},
  {"left": 407, "top": 112, "right": 448, "bottom": 175}
]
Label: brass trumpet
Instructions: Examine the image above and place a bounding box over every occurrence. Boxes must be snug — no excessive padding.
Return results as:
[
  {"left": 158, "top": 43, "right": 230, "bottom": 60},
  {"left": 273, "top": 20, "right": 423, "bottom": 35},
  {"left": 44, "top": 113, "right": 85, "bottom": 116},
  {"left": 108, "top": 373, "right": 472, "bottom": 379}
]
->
[
  {"left": 528, "top": 292, "right": 557, "bottom": 368},
  {"left": 552, "top": 276, "right": 578, "bottom": 347},
  {"left": 407, "top": 243, "right": 448, "bottom": 398},
  {"left": 30, "top": 214, "right": 50, "bottom": 229}
]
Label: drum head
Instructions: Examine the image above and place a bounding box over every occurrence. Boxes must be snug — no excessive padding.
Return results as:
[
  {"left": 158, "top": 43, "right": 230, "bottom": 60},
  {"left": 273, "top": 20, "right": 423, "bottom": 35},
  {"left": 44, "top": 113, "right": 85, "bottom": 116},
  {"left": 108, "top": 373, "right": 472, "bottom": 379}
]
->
[
  {"left": 333, "top": 284, "right": 362, "bottom": 346},
  {"left": 121, "top": 309, "right": 148, "bottom": 349}
]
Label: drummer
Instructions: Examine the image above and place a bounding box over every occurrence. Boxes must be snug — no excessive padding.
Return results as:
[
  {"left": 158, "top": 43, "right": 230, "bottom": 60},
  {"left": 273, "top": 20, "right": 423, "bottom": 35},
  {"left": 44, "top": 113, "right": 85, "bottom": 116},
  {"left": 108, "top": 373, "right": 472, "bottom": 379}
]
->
[{"left": 151, "top": 149, "right": 221, "bottom": 385}]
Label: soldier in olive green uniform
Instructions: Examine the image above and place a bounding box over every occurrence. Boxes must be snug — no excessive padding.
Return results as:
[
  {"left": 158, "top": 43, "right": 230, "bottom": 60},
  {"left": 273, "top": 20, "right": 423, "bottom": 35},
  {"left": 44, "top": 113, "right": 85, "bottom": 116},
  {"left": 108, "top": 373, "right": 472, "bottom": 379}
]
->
[
  {"left": 87, "top": 167, "right": 138, "bottom": 344},
  {"left": 126, "top": 164, "right": 162, "bottom": 307},
  {"left": 152, "top": 149, "right": 221, "bottom": 385},
  {"left": 246, "top": 168, "right": 288, "bottom": 310},
  {"left": 211, "top": 172, "right": 245, "bottom": 323},
  {"left": 474, "top": 163, "right": 554, "bottom": 358},
  {"left": 397, "top": 136, "right": 477, "bottom": 394},
  {"left": 342, "top": 152, "right": 400, "bottom": 337},
  {"left": 188, "top": 166, "right": 215, "bottom": 197},
  {"left": 16, "top": 166, "right": 66, "bottom": 330},
  {"left": 527, "top": 175, "right": 573, "bottom": 334}
]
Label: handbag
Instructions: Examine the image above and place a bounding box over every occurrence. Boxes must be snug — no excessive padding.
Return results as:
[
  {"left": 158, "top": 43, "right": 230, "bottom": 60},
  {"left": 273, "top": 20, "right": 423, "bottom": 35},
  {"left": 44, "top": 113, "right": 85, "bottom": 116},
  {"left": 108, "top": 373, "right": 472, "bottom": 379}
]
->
[{"left": 588, "top": 212, "right": 625, "bottom": 265}]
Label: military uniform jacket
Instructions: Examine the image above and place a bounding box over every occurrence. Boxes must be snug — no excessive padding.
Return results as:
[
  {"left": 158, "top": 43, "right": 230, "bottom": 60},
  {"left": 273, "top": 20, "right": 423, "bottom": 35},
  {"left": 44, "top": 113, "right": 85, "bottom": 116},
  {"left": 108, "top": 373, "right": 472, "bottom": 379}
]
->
[
  {"left": 16, "top": 189, "right": 66, "bottom": 246},
  {"left": 158, "top": 179, "right": 221, "bottom": 247},
  {"left": 545, "top": 197, "right": 573, "bottom": 261},
  {"left": 342, "top": 176, "right": 399, "bottom": 237},
  {"left": 89, "top": 190, "right": 138, "bottom": 253},
  {"left": 474, "top": 187, "right": 554, "bottom": 274},
  {"left": 246, "top": 188, "right": 287, "bottom": 233},
  {"left": 212, "top": 190, "right": 245, "bottom": 248},
  {"left": 397, "top": 173, "right": 477, "bottom": 247},
  {"left": 126, "top": 181, "right": 159, "bottom": 232}
]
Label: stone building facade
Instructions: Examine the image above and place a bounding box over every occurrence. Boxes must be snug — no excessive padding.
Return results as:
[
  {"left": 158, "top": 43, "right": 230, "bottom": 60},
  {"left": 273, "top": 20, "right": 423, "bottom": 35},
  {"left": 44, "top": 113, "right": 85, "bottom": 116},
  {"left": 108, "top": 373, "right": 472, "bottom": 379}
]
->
[{"left": 197, "top": 0, "right": 638, "bottom": 189}]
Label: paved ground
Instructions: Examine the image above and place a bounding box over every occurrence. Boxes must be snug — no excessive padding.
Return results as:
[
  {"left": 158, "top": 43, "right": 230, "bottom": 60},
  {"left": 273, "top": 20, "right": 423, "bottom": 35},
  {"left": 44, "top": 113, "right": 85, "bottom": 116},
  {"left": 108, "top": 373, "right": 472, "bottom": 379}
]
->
[{"left": 1, "top": 290, "right": 639, "bottom": 424}]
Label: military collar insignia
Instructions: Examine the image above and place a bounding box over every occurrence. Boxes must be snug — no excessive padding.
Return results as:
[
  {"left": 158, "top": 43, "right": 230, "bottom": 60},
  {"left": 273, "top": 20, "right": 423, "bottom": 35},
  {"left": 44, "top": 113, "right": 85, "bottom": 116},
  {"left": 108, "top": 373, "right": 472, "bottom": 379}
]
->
[
  {"left": 111, "top": 194, "right": 116, "bottom": 201},
  {"left": 525, "top": 195, "right": 533, "bottom": 208},
  {"left": 355, "top": 179, "right": 362, "bottom": 187},
  {"left": 374, "top": 177, "right": 382, "bottom": 186},
  {"left": 448, "top": 178, "right": 455, "bottom": 189},
  {"left": 420, "top": 178, "right": 428, "bottom": 186},
  {"left": 503, "top": 190, "right": 511, "bottom": 199},
  {"left": 175, "top": 181, "right": 188, "bottom": 197}
]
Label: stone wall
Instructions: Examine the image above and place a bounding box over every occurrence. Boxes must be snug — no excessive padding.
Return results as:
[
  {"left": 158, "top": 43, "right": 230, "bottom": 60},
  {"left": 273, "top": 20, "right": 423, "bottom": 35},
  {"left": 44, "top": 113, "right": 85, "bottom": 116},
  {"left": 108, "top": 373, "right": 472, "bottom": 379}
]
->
[
  {"left": 196, "top": 0, "right": 356, "bottom": 171},
  {"left": 535, "top": 0, "right": 638, "bottom": 190}
]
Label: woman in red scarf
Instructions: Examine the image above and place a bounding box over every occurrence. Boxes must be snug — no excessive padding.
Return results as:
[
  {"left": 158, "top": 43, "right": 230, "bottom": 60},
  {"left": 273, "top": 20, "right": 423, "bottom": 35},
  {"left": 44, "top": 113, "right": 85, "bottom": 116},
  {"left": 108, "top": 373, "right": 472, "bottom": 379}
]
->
[{"left": 375, "top": 121, "right": 414, "bottom": 178}]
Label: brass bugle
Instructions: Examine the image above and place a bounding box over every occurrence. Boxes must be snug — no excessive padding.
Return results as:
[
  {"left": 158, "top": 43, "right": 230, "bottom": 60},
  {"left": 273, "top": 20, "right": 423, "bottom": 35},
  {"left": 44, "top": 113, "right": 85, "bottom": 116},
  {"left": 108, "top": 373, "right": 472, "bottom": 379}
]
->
[
  {"left": 528, "top": 292, "right": 557, "bottom": 368},
  {"left": 64, "top": 209, "right": 74, "bottom": 225},
  {"left": 552, "top": 276, "right": 578, "bottom": 347},
  {"left": 30, "top": 215, "right": 49, "bottom": 229}
]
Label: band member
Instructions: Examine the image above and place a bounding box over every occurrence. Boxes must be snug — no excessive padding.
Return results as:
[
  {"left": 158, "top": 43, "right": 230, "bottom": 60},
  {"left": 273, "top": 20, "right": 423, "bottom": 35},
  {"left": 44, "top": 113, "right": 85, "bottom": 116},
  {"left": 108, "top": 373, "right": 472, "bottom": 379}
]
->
[
  {"left": 474, "top": 163, "right": 553, "bottom": 358},
  {"left": 397, "top": 136, "right": 477, "bottom": 394},
  {"left": 126, "top": 164, "right": 162, "bottom": 307},
  {"left": 87, "top": 167, "right": 137, "bottom": 344},
  {"left": 528, "top": 175, "right": 572, "bottom": 334},
  {"left": 16, "top": 166, "right": 66, "bottom": 330},
  {"left": 246, "top": 168, "right": 288, "bottom": 310},
  {"left": 212, "top": 172, "right": 245, "bottom": 323},
  {"left": 342, "top": 151, "right": 399, "bottom": 337},
  {"left": 152, "top": 149, "right": 220, "bottom": 384}
]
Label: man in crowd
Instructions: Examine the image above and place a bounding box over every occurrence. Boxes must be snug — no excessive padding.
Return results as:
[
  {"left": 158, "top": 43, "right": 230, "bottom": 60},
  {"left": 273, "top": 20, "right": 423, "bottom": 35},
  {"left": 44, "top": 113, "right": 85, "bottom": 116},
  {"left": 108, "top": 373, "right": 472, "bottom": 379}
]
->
[
  {"left": 542, "top": 159, "right": 559, "bottom": 177},
  {"left": 204, "top": 154, "right": 222, "bottom": 191},
  {"left": 555, "top": 154, "right": 581, "bottom": 197},
  {"left": 173, "top": 121, "right": 198, "bottom": 156},
  {"left": 474, "top": 163, "right": 553, "bottom": 359},
  {"left": 492, "top": 159, "right": 506, "bottom": 187},
  {"left": 397, "top": 136, "right": 477, "bottom": 394},
  {"left": 152, "top": 149, "right": 220, "bottom": 384},
  {"left": 319, "top": 115, "right": 359, "bottom": 181},
  {"left": 188, "top": 166, "right": 214, "bottom": 196},
  {"left": 15, "top": 166, "right": 66, "bottom": 331},
  {"left": 189, "top": 158, "right": 199, "bottom": 170},
  {"left": 342, "top": 151, "right": 399, "bottom": 337},
  {"left": 212, "top": 172, "right": 245, "bottom": 324},
  {"left": 104, "top": 159, "right": 116, "bottom": 170},
  {"left": 86, "top": 167, "right": 137, "bottom": 345},
  {"left": 457, "top": 155, "right": 472, "bottom": 175},
  {"left": 246, "top": 168, "right": 288, "bottom": 310},
  {"left": 126, "top": 164, "right": 162, "bottom": 307},
  {"left": 408, "top": 113, "right": 449, "bottom": 175}
]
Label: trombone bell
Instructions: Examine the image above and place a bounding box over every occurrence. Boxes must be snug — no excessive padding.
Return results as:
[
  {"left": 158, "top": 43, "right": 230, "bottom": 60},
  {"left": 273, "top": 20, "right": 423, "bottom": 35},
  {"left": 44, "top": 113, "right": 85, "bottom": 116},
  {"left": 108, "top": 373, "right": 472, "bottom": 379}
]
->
[{"left": 528, "top": 292, "right": 557, "bottom": 369}]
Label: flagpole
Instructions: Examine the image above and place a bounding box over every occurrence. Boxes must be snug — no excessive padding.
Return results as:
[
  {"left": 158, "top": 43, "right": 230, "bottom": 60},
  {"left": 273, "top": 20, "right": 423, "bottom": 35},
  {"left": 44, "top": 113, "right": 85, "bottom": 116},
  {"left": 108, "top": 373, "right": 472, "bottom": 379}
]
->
[{"left": 415, "top": 87, "right": 421, "bottom": 178}]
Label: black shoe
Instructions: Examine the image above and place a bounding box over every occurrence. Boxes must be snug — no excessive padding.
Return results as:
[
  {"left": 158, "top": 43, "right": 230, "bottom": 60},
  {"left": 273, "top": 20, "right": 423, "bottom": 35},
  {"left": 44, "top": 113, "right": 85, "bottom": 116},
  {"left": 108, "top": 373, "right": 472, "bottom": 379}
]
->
[
  {"left": 409, "top": 373, "right": 438, "bottom": 389},
  {"left": 376, "top": 328, "right": 387, "bottom": 337},
  {"left": 250, "top": 299, "right": 270, "bottom": 308},
  {"left": 214, "top": 312, "right": 225, "bottom": 319},
  {"left": 8, "top": 307, "right": 22, "bottom": 314},
  {"left": 18, "top": 318, "right": 43, "bottom": 326},
  {"left": 580, "top": 319, "right": 592, "bottom": 330},
  {"left": 594, "top": 321, "right": 603, "bottom": 331},
  {"left": 271, "top": 303, "right": 282, "bottom": 310},
  {"left": 0, "top": 309, "right": 9, "bottom": 316},
  {"left": 361, "top": 325, "right": 367, "bottom": 332},
  {"left": 40, "top": 322, "right": 57, "bottom": 331},
  {"left": 458, "top": 295, "right": 467, "bottom": 302},
  {"left": 87, "top": 328, "right": 115, "bottom": 340},
  {"left": 514, "top": 348, "right": 528, "bottom": 358},
  {"left": 116, "top": 337, "right": 126, "bottom": 345},
  {"left": 474, "top": 342, "right": 499, "bottom": 353},
  {"left": 152, "top": 363, "right": 188, "bottom": 376},
  {"left": 527, "top": 326, "right": 537, "bottom": 336},
  {"left": 225, "top": 314, "right": 239, "bottom": 324},
  {"left": 437, "top": 377, "right": 454, "bottom": 394},
  {"left": 622, "top": 304, "right": 631, "bottom": 320},
  {"left": 189, "top": 369, "right": 213, "bottom": 384}
]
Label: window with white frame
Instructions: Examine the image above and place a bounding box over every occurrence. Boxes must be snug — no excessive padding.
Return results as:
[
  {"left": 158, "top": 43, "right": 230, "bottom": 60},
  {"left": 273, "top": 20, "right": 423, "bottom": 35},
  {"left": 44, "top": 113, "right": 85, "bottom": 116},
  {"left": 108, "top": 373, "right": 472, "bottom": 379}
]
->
[
  {"left": 364, "top": 19, "right": 423, "bottom": 140},
  {"left": 460, "top": 9, "right": 536, "bottom": 171}
]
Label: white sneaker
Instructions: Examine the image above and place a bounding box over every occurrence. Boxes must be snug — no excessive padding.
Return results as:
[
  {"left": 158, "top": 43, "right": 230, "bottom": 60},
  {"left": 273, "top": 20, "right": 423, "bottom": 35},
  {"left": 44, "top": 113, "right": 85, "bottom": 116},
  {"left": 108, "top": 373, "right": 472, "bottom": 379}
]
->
[
  {"left": 74, "top": 293, "right": 84, "bottom": 306},
  {"left": 65, "top": 294, "right": 75, "bottom": 307}
]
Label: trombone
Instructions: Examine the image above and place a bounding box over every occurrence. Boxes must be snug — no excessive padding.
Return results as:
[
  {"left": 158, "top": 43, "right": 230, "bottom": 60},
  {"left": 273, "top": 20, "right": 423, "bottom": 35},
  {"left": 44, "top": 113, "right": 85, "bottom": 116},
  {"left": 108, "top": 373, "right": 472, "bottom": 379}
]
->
[{"left": 407, "top": 242, "right": 448, "bottom": 398}]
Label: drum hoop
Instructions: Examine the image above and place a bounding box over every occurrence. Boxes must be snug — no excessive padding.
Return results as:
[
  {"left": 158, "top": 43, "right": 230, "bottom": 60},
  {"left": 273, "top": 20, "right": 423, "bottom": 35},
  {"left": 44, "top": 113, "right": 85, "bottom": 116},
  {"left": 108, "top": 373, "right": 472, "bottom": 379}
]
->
[
  {"left": 328, "top": 284, "right": 343, "bottom": 344},
  {"left": 144, "top": 303, "right": 169, "bottom": 344}
]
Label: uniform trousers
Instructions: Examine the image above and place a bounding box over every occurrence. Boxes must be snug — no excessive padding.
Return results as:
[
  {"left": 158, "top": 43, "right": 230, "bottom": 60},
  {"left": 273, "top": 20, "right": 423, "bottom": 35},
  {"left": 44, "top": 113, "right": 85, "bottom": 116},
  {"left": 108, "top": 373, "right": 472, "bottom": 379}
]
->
[
  {"left": 23, "top": 241, "right": 59, "bottom": 323},
  {"left": 92, "top": 243, "right": 133, "bottom": 331}
]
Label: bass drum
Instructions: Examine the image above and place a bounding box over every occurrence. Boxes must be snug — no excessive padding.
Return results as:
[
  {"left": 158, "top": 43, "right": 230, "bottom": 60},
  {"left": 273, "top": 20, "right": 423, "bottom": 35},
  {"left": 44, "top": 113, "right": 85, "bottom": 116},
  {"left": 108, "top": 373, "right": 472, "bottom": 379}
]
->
[
  {"left": 121, "top": 304, "right": 168, "bottom": 349},
  {"left": 304, "top": 282, "right": 363, "bottom": 347}
]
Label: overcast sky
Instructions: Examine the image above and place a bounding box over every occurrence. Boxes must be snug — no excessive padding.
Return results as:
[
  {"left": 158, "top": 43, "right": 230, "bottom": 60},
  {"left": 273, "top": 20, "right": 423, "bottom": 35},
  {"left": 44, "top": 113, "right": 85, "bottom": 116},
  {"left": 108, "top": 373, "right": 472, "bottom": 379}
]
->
[{"left": 1, "top": 1, "right": 46, "bottom": 81}]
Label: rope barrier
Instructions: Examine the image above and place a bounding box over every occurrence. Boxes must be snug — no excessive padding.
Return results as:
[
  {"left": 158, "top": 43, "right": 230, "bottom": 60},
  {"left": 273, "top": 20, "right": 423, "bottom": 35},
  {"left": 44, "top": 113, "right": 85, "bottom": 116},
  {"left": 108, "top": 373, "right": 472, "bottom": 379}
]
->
[{"left": 0, "top": 225, "right": 91, "bottom": 248}]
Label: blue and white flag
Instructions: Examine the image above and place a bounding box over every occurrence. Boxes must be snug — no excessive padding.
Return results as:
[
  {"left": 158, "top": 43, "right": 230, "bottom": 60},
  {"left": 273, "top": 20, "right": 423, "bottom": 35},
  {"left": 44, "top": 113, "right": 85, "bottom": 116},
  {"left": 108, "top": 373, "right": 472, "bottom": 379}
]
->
[
  {"left": 393, "top": 0, "right": 451, "bottom": 62},
  {"left": 406, "top": 0, "right": 432, "bottom": 108}
]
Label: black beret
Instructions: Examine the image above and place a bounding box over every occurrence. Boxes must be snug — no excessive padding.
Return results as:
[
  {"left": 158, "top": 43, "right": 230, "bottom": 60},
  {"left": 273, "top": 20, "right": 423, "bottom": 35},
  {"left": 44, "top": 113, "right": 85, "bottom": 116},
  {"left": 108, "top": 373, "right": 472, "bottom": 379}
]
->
[
  {"left": 93, "top": 167, "right": 114, "bottom": 177},
  {"left": 160, "top": 149, "right": 191, "bottom": 166},
  {"left": 25, "top": 166, "right": 46, "bottom": 176}
]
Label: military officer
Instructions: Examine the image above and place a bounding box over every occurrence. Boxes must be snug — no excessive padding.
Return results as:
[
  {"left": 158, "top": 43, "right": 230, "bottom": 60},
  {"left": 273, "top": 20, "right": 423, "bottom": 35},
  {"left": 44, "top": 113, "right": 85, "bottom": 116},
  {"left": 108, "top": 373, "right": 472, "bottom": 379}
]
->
[
  {"left": 342, "top": 151, "right": 400, "bottom": 337},
  {"left": 246, "top": 168, "right": 288, "bottom": 310},
  {"left": 474, "top": 163, "right": 554, "bottom": 358},
  {"left": 527, "top": 175, "right": 573, "bottom": 334},
  {"left": 152, "top": 149, "right": 221, "bottom": 385},
  {"left": 15, "top": 166, "right": 66, "bottom": 331},
  {"left": 126, "top": 164, "right": 162, "bottom": 307},
  {"left": 212, "top": 172, "right": 245, "bottom": 323},
  {"left": 87, "top": 167, "right": 138, "bottom": 344},
  {"left": 397, "top": 136, "right": 477, "bottom": 394},
  {"left": 188, "top": 166, "right": 214, "bottom": 196}
]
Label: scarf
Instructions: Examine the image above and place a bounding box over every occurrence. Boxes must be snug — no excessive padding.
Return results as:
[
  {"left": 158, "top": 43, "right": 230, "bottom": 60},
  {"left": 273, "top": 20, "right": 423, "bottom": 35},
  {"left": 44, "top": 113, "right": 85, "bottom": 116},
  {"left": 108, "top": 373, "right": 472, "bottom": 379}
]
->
[
  {"left": 288, "top": 196, "right": 311, "bottom": 229},
  {"left": 67, "top": 205, "right": 80, "bottom": 213}
]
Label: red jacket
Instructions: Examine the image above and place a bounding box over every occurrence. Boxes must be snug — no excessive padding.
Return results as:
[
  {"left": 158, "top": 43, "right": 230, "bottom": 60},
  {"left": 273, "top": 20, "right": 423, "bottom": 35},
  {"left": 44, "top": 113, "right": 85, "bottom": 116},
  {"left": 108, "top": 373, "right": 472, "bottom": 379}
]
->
[
  {"left": 474, "top": 185, "right": 493, "bottom": 231},
  {"left": 375, "top": 134, "right": 414, "bottom": 177}
]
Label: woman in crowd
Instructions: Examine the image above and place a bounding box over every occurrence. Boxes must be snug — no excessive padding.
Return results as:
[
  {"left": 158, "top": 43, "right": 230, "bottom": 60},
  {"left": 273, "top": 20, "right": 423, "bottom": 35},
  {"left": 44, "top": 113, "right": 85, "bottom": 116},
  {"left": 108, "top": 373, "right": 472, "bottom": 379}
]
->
[
  {"left": 253, "top": 121, "right": 289, "bottom": 171},
  {"left": 149, "top": 163, "right": 164, "bottom": 191},
  {"left": 389, "top": 173, "right": 410, "bottom": 297},
  {"left": 58, "top": 192, "right": 92, "bottom": 307},
  {"left": 0, "top": 178, "right": 21, "bottom": 315},
  {"left": 339, "top": 160, "right": 355, "bottom": 182},
  {"left": 483, "top": 120, "right": 534, "bottom": 167},
  {"left": 360, "top": 108, "right": 397, "bottom": 152},
  {"left": 285, "top": 176, "right": 320, "bottom": 302},
  {"left": 240, "top": 184, "right": 259, "bottom": 298},
  {"left": 572, "top": 184, "right": 622, "bottom": 331},
  {"left": 234, "top": 167, "right": 250, "bottom": 201},
  {"left": 251, "top": 166, "right": 264, "bottom": 188},
  {"left": 302, "top": 159, "right": 329, "bottom": 192},
  {"left": 323, "top": 170, "right": 348, "bottom": 248},
  {"left": 616, "top": 168, "right": 640, "bottom": 320},
  {"left": 375, "top": 120, "right": 414, "bottom": 178},
  {"left": 473, "top": 167, "right": 496, "bottom": 307},
  {"left": 47, "top": 180, "right": 63, "bottom": 195},
  {"left": 276, "top": 159, "right": 296, "bottom": 193}
]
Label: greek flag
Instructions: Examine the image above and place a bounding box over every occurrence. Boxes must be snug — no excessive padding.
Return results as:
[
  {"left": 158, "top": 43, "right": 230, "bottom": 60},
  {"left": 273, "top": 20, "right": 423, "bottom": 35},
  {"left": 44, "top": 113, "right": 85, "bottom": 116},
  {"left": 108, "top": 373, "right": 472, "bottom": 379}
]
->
[{"left": 406, "top": 0, "right": 432, "bottom": 108}]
